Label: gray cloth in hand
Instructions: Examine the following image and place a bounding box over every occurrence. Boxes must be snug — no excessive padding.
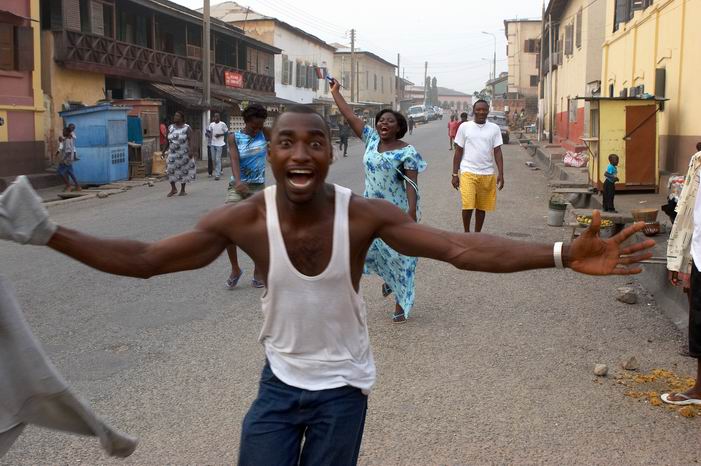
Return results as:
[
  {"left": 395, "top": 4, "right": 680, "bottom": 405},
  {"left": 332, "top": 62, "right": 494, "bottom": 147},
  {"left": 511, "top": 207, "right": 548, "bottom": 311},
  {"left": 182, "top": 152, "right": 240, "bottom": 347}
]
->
[
  {"left": 0, "top": 176, "right": 57, "bottom": 245},
  {"left": 0, "top": 276, "right": 138, "bottom": 458}
]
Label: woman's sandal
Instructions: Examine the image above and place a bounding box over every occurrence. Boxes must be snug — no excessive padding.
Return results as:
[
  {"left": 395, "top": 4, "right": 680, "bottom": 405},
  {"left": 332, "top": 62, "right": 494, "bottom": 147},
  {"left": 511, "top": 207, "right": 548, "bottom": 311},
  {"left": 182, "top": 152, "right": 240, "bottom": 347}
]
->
[
  {"left": 382, "top": 283, "right": 392, "bottom": 297},
  {"left": 392, "top": 312, "right": 407, "bottom": 324}
]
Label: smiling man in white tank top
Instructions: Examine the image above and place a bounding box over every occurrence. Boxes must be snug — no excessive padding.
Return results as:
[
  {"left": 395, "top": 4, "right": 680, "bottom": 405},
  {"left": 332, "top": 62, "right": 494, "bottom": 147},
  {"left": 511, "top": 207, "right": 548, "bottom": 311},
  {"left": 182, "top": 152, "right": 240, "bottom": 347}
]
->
[{"left": 0, "top": 106, "right": 656, "bottom": 465}]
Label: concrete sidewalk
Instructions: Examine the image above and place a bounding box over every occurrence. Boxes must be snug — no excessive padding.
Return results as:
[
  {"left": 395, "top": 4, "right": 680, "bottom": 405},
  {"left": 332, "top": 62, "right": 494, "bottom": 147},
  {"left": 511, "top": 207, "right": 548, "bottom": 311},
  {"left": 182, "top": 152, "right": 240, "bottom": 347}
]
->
[{"left": 531, "top": 141, "right": 689, "bottom": 331}]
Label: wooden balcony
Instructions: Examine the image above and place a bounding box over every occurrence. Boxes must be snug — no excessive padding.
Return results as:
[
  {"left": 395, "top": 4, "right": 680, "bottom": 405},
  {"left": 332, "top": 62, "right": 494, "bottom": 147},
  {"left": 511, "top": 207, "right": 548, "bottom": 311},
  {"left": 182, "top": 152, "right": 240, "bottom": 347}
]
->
[{"left": 53, "top": 30, "right": 274, "bottom": 93}]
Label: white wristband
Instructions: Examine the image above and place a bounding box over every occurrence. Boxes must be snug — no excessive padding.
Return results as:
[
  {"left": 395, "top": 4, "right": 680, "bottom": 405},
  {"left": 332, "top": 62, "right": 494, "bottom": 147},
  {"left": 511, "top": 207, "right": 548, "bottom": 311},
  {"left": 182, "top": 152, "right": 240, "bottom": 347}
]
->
[{"left": 553, "top": 242, "right": 564, "bottom": 269}]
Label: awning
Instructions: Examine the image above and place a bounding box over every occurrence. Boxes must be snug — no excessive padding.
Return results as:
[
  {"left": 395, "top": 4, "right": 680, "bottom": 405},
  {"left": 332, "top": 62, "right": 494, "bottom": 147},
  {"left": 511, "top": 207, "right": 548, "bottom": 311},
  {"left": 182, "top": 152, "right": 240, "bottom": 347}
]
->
[
  {"left": 211, "top": 87, "right": 297, "bottom": 107},
  {"left": 148, "top": 83, "right": 229, "bottom": 111}
]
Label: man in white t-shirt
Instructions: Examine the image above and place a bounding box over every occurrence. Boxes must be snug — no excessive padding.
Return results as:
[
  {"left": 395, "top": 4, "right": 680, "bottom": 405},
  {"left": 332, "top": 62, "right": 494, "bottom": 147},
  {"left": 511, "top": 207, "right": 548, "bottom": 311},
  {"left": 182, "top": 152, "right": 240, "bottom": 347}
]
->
[
  {"left": 208, "top": 112, "right": 228, "bottom": 180},
  {"left": 451, "top": 100, "right": 504, "bottom": 232}
]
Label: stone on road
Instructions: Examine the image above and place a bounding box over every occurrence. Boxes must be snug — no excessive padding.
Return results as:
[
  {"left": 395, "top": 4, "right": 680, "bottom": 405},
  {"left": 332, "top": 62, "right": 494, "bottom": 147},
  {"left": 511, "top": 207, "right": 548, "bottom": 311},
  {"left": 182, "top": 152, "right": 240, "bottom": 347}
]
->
[{"left": 0, "top": 120, "right": 697, "bottom": 465}]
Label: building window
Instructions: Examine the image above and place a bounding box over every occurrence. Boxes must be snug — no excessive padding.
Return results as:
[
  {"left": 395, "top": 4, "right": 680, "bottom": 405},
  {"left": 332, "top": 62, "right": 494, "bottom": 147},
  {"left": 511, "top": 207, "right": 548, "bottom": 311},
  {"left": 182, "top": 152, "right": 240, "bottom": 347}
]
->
[
  {"left": 575, "top": 8, "right": 582, "bottom": 49},
  {"left": 524, "top": 39, "right": 539, "bottom": 53},
  {"left": 0, "top": 23, "right": 33, "bottom": 72},
  {"left": 614, "top": 0, "right": 653, "bottom": 31},
  {"left": 564, "top": 23, "right": 574, "bottom": 56},
  {"left": 342, "top": 71, "right": 350, "bottom": 88},
  {"left": 281, "top": 55, "right": 290, "bottom": 85},
  {"left": 530, "top": 75, "right": 539, "bottom": 87},
  {"left": 381, "top": 75, "right": 384, "bottom": 93},
  {"left": 374, "top": 74, "right": 377, "bottom": 91}
]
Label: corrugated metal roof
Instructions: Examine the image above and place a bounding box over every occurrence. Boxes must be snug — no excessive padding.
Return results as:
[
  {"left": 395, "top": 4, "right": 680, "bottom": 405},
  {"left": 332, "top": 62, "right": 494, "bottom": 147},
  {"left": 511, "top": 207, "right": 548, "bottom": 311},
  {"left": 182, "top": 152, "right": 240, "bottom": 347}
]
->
[{"left": 149, "top": 83, "right": 229, "bottom": 110}]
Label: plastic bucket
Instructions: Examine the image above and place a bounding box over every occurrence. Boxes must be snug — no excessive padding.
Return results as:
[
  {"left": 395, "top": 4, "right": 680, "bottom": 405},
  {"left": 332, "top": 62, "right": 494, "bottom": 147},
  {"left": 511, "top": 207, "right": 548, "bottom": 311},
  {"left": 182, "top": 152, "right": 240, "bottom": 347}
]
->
[{"left": 547, "top": 204, "right": 567, "bottom": 227}]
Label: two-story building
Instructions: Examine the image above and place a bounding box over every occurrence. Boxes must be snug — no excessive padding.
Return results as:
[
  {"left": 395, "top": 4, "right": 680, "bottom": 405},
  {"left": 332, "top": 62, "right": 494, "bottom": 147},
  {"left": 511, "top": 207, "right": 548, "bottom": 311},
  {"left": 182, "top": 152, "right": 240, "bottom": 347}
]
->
[
  {"left": 1, "top": 0, "right": 45, "bottom": 180},
  {"left": 333, "top": 47, "right": 396, "bottom": 115},
  {"left": 209, "top": 1, "right": 336, "bottom": 115},
  {"left": 540, "top": 0, "right": 607, "bottom": 151},
  {"left": 39, "top": 0, "right": 281, "bottom": 158},
  {"left": 601, "top": 0, "right": 701, "bottom": 173},
  {"left": 503, "top": 18, "right": 541, "bottom": 120},
  {"left": 437, "top": 87, "right": 472, "bottom": 112}
]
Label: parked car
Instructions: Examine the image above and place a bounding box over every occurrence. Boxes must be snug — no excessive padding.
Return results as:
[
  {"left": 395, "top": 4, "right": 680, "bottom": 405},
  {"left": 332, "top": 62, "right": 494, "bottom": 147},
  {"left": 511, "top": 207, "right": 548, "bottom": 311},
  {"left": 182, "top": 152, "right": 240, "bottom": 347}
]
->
[
  {"left": 433, "top": 107, "right": 443, "bottom": 120},
  {"left": 408, "top": 105, "right": 428, "bottom": 124},
  {"left": 426, "top": 107, "right": 437, "bottom": 121},
  {"left": 488, "top": 111, "right": 510, "bottom": 144}
]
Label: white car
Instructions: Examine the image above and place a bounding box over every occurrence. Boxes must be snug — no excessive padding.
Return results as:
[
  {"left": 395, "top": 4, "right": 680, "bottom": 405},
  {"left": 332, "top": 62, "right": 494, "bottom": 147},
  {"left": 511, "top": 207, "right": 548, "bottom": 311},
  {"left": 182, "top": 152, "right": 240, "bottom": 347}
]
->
[{"left": 408, "top": 105, "right": 428, "bottom": 123}]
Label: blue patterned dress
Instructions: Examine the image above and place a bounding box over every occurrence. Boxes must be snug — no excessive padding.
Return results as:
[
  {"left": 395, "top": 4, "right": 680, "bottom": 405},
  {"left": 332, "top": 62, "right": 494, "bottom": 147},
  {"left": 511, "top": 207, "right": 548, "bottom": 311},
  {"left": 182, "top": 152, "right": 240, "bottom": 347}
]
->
[{"left": 362, "top": 126, "right": 427, "bottom": 317}]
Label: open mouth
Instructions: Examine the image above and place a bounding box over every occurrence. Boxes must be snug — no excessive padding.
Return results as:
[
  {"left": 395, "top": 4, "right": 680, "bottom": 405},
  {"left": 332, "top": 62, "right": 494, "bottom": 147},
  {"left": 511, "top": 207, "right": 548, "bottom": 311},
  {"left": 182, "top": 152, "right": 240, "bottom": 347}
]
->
[
  {"left": 286, "top": 168, "right": 315, "bottom": 189},
  {"left": 379, "top": 126, "right": 390, "bottom": 136}
]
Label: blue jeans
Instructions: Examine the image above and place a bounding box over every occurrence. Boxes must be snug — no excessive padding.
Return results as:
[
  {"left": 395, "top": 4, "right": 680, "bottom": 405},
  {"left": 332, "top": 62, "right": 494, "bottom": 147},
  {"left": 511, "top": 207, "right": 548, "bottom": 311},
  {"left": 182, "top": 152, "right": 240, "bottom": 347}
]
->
[
  {"left": 210, "top": 145, "right": 223, "bottom": 177},
  {"left": 239, "top": 362, "right": 368, "bottom": 466}
]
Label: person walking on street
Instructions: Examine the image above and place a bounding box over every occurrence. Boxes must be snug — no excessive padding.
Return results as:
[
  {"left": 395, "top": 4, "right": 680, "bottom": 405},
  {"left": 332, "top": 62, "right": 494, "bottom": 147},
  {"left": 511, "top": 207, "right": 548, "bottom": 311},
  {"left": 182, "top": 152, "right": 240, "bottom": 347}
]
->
[
  {"left": 331, "top": 79, "right": 426, "bottom": 323},
  {"left": 57, "top": 126, "right": 81, "bottom": 192},
  {"left": 0, "top": 105, "right": 655, "bottom": 465},
  {"left": 165, "top": 110, "right": 195, "bottom": 197},
  {"left": 208, "top": 112, "right": 228, "bottom": 180},
  {"left": 339, "top": 119, "right": 351, "bottom": 157},
  {"left": 408, "top": 116, "right": 415, "bottom": 135},
  {"left": 159, "top": 118, "right": 168, "bottom": 152},
  {"left": 665, "top": 142, "right": 701, "bottom": 407},
  {"left": 225, "top": 104, "right": 270, "bottom": 289},
  {"left": 452, "top": 100, "right": 504, "bottom": 232},
  {"left": 459, "top": 111, "right": 468, "bottom": 126},
  {"left": 448, "top": 115, "right": 461, "bottom": 150}
]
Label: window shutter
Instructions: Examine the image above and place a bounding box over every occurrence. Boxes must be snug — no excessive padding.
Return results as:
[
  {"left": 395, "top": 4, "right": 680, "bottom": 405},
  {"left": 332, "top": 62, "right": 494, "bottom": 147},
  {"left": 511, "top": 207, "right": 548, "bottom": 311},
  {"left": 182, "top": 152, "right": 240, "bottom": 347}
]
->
[
  {"left": 0, "top": 24, "right": 14, "bottom": 71},
  {"left": 15, "top": 26, "right": 33, "bottom": 72},
  {"left": 91, "top": 0, "right": 104, "bottom": 36},
  {"left": 281, "top": 55, "right": 288, "bottom": 84},
  {"left": 63, "top": 0, "right": 82, "bottom": 31},
  {"left": 565, "top": 24, "right": 573, "bottom": 56},
  {"left": 575, "top": 9, "right": 583, "bottom": 48}
]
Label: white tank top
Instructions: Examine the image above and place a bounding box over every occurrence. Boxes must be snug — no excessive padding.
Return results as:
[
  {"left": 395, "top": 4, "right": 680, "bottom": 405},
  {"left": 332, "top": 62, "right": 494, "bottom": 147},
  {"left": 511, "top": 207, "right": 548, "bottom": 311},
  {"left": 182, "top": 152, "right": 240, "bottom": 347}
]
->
[{"left": 259, "top": 184, "right": 376, "bottom": 394}]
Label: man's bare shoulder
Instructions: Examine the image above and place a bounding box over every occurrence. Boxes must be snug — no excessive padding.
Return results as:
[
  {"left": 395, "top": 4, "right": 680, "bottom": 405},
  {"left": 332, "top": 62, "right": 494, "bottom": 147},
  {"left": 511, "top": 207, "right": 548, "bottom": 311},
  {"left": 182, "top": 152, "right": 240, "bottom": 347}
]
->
[
  {"left": 348, "top": 192, "right": 409, "bottom": 225},
  {"left": 198, "top": 192, "right": 266, "bottom": 234}
]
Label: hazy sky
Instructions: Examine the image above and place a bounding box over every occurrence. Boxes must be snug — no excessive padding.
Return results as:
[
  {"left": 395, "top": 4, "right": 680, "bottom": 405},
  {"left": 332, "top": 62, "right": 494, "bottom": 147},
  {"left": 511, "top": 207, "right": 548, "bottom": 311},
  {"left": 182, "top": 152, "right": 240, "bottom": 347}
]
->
[{"left": 170, "top": 0, "right": 543, "bottom": 94}]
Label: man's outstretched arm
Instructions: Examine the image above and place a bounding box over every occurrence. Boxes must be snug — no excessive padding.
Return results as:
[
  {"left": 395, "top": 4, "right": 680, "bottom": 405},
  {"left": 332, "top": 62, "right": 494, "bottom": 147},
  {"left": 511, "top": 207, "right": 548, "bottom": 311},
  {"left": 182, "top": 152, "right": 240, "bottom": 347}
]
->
[{"left": 372, "top": 199, "right": 655, "bottom": 275}]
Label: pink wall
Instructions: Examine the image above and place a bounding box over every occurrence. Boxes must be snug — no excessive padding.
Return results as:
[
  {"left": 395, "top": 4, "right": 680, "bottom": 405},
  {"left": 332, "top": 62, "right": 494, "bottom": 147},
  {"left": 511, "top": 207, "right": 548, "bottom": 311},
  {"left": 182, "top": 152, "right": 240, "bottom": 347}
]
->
[
  {"left": 0, "top": 1, "right": 33, "bottom": 107},
  {"left": 555, "top": 107, "right": 585, "bottom": 151},
  {"left": 3, "top": 0, "right": 29, "bottom": 17},
  {"left": 7, "top": 111, "right": 35, "bottom": 141}
]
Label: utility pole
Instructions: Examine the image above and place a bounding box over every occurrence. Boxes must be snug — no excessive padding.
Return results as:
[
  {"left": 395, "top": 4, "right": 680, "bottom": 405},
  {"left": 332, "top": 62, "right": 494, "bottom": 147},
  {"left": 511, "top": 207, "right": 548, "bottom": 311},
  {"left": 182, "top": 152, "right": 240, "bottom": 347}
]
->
[
  {"left": 396, "top": 53, "right": 400, "bottom": 111},
  {"left": 350, "top": 29, "right": 356, "bottom": 102},
  {"left": 423, "top": 61, "right": 428, "bottom": 105},
  {"left": 538, "top": 0, "right": 546, "bottom": 142},
  {"left": 548, "top": 13, "right": 553, "bottom": 143},
  {"left": 202, "top": 0, "right": 211, "bottom": 161}
]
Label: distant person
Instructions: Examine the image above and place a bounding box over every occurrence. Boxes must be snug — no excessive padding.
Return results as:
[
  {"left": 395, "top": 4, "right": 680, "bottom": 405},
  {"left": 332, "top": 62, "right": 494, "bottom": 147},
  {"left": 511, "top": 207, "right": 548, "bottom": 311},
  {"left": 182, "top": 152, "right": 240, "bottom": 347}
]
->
[
  {"left": 159, "top": 118, "right": 168, "bottom": 152},
  {"left": 459, "top": 112, "right": 468, "bottom": 126},
  {"left": 225, "top": 104, "right": 270, "bottom": 289},
  {"left": 665, "top": 142, "right": 701, "bottom": 407},
  {"left": 408, "top": 116, "right": 415, "bottom": 135},
  {"left": 603, "top": 154, "right": 619, "bottom": 212},
  {"left": 165, "top": 110, "right": 195, "bottom": 197},
  {"left": 339, "top": 119, "right": 351, "bottom": 157},
  {"left": 57, "top": 126, "right": 81, "bottom": 192},
  {"left": 448, "top": 115, "right": 461, "bottom": 150},
  {"left": 208, "top": 112, "right": 228, "bottom": 181},
  {"left": 451, "top": 100, "right": 504, "bottom": 232}
]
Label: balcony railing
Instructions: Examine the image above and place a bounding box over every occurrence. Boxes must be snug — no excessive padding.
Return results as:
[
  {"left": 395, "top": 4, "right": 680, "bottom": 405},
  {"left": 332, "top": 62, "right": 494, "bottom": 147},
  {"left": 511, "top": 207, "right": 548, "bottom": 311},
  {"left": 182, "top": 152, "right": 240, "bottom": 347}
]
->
[{"left": 53, "top": 30, "right": 274, "bottom": 93}]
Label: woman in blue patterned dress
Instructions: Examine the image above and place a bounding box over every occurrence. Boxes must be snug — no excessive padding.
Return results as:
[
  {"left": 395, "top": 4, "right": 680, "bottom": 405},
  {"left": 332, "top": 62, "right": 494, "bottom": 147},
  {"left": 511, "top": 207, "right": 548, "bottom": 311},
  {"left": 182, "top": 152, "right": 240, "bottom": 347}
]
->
[{"left": 331, "top": 80, "right": 427, "bottom": 323}]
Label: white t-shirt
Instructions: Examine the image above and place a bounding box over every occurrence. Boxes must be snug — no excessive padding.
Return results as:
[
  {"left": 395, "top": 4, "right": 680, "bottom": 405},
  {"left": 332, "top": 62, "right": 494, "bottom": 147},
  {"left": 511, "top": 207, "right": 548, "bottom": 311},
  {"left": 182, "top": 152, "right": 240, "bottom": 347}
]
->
[
  {"left": 691, "top": 173, "right": 701, "bottom": 267},
  {"left": 208, "top": 121, "right": 228, "bottom": 147},
  {"left": 454, "top": 120, "right": 503, "bottom": 175}
]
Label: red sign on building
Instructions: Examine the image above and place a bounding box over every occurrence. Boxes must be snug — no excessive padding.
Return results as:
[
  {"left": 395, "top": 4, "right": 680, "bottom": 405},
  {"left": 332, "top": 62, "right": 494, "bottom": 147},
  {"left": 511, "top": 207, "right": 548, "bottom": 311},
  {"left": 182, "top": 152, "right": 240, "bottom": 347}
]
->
[{"left": 224, "top": 71, "right": 244, "bottom": 88}]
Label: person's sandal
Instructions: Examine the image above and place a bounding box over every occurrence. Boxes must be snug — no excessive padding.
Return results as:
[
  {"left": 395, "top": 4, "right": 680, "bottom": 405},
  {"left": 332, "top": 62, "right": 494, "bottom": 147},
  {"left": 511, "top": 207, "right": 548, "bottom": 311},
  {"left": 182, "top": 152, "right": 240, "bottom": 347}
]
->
[
  {"left": 226, "top": 270, "right": 243, "bottom": 289},
  {"left": 251, "top": 278, "right": 265, "bottom": 289},
  {"left": 392, "top": 312, "right": 407, "bottom": 324},
  {"left": 382, "top": 283, "right": 392, "bottom": 297}
]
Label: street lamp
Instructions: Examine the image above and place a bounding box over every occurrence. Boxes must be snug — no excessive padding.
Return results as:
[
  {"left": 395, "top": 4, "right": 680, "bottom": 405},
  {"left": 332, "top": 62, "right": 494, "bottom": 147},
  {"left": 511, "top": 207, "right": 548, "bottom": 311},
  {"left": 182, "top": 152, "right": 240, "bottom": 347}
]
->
[{"left": 482, "top": 31, "right": 496, "bottom": 83}]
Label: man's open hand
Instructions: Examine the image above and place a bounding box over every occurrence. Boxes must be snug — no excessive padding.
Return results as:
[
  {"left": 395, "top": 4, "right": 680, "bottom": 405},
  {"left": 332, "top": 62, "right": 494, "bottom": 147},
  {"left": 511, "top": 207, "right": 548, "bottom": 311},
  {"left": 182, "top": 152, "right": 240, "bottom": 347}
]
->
[{"left": 567, "top": 210, "right": 655, "bottom": 275}]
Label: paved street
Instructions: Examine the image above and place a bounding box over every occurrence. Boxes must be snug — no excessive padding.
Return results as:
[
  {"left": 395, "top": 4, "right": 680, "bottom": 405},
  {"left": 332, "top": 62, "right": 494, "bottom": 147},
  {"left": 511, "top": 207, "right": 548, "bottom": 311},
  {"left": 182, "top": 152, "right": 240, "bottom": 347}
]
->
[{"left": 1, "top": 119, "right": 698, "bottom": 465}]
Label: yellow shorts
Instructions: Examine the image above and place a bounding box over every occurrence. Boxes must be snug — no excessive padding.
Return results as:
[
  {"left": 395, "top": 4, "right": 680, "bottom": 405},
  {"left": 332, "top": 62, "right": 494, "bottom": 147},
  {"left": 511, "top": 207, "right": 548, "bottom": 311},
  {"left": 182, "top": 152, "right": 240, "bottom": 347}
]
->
[{"left": 459, "top": 172, "right": 497, "bottom": 211}]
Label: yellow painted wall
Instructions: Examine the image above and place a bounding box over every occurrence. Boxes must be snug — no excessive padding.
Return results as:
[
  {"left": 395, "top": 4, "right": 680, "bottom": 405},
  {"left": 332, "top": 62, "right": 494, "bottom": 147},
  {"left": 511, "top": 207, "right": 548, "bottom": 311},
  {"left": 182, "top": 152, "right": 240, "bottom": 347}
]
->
[
  {"left": 0, "top": 111, "right": 8, "bottom": 142},
  {"left": 42, "top": 32, "right": 105, "bottom": 154},
  {"left": 602, "top": 0, "right": 701, "bottom": 172}
]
